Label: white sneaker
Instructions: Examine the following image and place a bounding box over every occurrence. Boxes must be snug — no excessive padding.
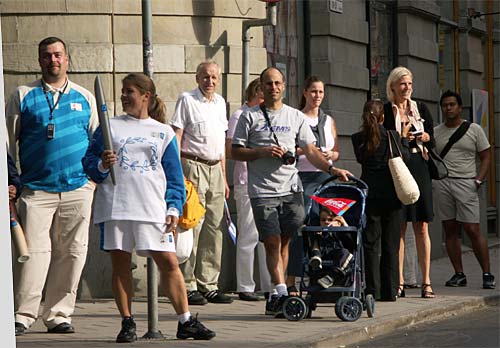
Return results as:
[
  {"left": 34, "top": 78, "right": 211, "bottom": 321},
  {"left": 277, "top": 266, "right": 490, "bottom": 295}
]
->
[{"left": 309, "top": 255, "right": 322, "bottom": 270}]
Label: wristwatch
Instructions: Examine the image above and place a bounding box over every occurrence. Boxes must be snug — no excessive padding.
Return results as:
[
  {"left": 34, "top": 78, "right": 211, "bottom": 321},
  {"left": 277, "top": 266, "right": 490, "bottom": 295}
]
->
[{"left": 328, "top": 165, "right": 335, "bottom": 175}]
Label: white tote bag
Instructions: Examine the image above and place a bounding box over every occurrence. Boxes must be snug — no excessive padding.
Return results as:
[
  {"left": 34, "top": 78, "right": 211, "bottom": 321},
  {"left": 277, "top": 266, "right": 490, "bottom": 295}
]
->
[
  {"left": 175, "top": 227, "right": 193, "bottom": 264},
  {"left": 387, "top": 131, "right": 420, "bottom": 205}
]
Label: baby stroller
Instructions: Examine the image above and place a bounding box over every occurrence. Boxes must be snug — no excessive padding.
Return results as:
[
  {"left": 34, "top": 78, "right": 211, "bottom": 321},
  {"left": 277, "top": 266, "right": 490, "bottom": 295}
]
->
[{"left": 281, "top": 175, "right": 374, "bottom": 322}]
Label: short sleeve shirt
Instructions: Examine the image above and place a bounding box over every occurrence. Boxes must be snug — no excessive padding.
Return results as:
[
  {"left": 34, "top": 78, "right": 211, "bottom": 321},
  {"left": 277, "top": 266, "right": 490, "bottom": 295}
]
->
[
  {"left": 232, "top": 104, "right": 316, "bottom": 198},
  {"left": 170, "top": 88, "right": 228, "bottom": 161},
  {"left": 434, "top": 122, "right": 490, "bottom": 178},
  {"left": 227, "top": 104, "right": 249, "bottom": 186}
]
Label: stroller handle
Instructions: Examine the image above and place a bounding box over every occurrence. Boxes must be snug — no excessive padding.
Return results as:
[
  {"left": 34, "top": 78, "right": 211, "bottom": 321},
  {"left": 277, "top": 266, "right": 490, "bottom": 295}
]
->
[{"left": 320, "top": 174, "right": 368, "bottom": 191}]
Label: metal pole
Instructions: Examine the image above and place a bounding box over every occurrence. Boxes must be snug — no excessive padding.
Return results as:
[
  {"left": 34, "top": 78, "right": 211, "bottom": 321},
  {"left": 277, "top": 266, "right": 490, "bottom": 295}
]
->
[
  {"left": 141, "top": 0, "right": 163, "bottom": 340},
  {"left": 241, "top": 3, "right": 278, "bottom": 104},
  {"left": 142, "top": 0, "right": 154, "bottom": 78},
  {"left": 242, "top": 29, "right": 250, "bottom": 104}
]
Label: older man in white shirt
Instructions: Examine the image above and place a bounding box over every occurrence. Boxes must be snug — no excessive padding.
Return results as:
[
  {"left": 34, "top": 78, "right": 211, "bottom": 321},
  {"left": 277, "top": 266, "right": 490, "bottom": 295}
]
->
[{"left": 170, "top": 60, "right": 232, "bottom": 305}]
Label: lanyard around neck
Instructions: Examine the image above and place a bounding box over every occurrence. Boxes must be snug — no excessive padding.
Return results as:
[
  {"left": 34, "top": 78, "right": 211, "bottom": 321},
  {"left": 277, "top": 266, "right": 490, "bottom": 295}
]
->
[
  {"left": 259, "top": 104, "right": 283, "bottom": 148},
  {"left": 42, "top": 81, "right": 68, "bottom": 120}
]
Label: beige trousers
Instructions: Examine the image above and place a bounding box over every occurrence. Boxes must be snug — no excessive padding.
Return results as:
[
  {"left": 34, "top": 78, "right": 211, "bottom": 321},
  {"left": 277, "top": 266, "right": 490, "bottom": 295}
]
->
[
  {"left": 14, "top": 182, "right": 95, "bottom": 329},
  {"left": 179, "top": 159, "right": 225, "bottom": 292}
]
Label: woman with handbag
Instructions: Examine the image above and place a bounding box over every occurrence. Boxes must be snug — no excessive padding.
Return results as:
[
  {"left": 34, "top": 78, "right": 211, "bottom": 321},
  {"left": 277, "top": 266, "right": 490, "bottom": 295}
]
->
[
  {"left": 384, "top": 66, "right": 436, "bottom": 299},
  {"left": 352, "top": 100, "right": 410, "bottom": 301}
]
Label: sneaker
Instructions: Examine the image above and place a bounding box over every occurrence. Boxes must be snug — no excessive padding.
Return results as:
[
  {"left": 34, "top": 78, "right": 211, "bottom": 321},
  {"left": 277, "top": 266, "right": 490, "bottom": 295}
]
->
[
  {"left": 176, "top": 314, "right": 216, "bottom": 340},
  {"left": 265, "top": 295, "right": 286, "bottom": 317},
  {"left": 203, "top": 290, "right": 233, "bottom": 304},
  {"left": 317, "top": 275, "right": 334, "bottom": 289},
  {"left": 483, "top": 273, "right": 496, "bottom": 289},
  {"left": 445, "top": 272, "right": 467, "bottom": 287},
  {"left": 309, "top": 250, "right": 323, "bottom": 270},
  {"left": 15, "top": 322, "right": 26, "bottom": 336},
  {"left": 116, "top": 316, "right": 137, "bottom": 343},
  {"left": 187, "top": 290, "right": 208, "bottom": 305}
]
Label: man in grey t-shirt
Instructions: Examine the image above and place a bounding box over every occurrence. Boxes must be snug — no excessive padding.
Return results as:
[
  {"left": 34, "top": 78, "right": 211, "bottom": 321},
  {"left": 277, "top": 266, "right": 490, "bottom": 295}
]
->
[
  {"left": 435, "top": 90, "right": 494, "bottom": 289},
  {"left": 231, "top": 67, "right": 351, "bottom": 315}
]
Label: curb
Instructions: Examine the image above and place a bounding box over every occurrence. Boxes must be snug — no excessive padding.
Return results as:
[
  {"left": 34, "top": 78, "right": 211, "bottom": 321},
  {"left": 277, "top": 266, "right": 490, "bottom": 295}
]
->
[{"left": 306, "top": 294, "right": 499, "bottom": 348}]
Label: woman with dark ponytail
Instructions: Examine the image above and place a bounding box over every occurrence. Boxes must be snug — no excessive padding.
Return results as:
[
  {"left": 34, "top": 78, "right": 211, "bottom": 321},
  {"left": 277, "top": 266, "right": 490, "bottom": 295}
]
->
[{"left": 351, "top": 100, "right": 410, "bottom": 301}]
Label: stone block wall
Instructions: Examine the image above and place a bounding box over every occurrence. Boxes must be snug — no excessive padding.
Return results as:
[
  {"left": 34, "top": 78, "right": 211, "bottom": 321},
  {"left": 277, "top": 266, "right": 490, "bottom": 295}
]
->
[
  {"left": 1, "top": 0, "right": 267, "bottom": 117},
  {"left": 308, "top": 0, "right": 369, "bottom": 174}
]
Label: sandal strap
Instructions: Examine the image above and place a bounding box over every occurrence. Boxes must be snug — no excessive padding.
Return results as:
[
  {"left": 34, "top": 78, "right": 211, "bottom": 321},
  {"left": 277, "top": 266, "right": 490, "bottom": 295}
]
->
[{"left": 421, "top": 284, "right": 436, "bottom": 298}]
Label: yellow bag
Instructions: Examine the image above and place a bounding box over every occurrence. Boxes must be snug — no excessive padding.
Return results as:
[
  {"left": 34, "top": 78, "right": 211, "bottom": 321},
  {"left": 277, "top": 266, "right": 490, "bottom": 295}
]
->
[{"left": 178, "top": 179, "right": 206, "bottom": 230}]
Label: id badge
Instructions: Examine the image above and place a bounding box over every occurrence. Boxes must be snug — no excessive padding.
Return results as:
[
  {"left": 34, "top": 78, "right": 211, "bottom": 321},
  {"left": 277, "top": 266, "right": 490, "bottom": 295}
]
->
[{"left": 47, "top": 123, "right": 55, "bottom": 139}]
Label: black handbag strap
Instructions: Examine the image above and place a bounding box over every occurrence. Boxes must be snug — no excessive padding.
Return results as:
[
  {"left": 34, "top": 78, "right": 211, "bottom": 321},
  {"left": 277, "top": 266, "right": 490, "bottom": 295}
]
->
[
  {"left": 439, "top": 121, "right": 471, "bottom": 158},
  {"left": 259, "top": 104, "right": 283, "bottom": 148},
  {"left": 387, "top": 130, "right": 402, "bottom": 158}
]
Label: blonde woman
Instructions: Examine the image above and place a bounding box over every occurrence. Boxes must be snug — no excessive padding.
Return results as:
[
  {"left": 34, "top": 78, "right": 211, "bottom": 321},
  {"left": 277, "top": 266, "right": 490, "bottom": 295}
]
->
[{"left": 383, "top": 67, "right": 436, "bottom": 299}]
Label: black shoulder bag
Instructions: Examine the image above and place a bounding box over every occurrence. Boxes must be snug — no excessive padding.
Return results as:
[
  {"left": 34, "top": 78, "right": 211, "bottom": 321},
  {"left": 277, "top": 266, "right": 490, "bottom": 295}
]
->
[
  {"left": 428, "top": 121, "right": 471, "bottom": 180},
  {"left": 439, "top": 121, "right": 471, "bottom": 158}
]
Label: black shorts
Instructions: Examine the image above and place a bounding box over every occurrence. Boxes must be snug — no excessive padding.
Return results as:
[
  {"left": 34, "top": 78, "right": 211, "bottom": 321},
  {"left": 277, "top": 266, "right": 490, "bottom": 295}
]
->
[{"left": 250, "top": 193, "right": 305, "bottom": 242}]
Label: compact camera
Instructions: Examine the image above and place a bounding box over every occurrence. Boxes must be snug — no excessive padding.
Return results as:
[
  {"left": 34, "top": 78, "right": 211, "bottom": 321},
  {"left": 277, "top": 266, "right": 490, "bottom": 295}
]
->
[{"left": 281, "top": 151, "right": 296, "bottom": 165}]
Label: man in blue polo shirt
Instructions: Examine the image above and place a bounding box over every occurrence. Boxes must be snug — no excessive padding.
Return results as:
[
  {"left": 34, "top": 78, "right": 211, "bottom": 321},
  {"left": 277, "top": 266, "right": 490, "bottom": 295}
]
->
[{"left": 6, "top": 37, "right": 98, "bottom": 335}]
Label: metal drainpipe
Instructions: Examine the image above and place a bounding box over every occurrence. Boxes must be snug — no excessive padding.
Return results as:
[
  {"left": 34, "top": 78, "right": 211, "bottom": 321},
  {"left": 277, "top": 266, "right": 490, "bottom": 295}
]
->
[
  {"left": 241, "top": 3, "right": 278, "bottom": 104},
  {"left": 141, "top": 0, "right": 164, "bottom": 340}
]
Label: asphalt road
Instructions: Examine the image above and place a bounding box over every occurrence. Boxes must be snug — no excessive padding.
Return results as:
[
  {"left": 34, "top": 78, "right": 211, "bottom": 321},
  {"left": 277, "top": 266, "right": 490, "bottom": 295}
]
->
[{"left": 349, "top": 303, "right": 499, "bottom": 348}]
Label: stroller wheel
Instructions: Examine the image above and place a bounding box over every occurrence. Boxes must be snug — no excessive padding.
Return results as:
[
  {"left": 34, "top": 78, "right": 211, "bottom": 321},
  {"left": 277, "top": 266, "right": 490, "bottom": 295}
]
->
[
  {"left": 365, "top": 294, "right": 375, "bottom": 318},
  {"left": 282, "top": 296, "right": 307, "bottom": 321},
  {"left": 335, "top": 296, "right": 362, "bottom": 322}
]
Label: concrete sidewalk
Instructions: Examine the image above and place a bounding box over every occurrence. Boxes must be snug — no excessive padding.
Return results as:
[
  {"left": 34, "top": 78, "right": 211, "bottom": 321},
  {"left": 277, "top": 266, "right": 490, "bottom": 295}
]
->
[{"left": 16, "top": 244, "right": 499, "bottom": 348}]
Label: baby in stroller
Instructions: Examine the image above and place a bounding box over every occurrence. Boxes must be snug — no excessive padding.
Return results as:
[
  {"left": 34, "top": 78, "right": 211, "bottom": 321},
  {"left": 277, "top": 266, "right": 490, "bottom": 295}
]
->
[{"left": 306, "top": 206, "right": 354, "bottom": 289}]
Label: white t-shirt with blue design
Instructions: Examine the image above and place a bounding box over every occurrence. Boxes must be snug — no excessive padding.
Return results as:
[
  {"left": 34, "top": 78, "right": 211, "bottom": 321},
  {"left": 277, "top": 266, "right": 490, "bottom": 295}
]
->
[{"left": 83, "top": 115, "right": 185, "bottom": 224}]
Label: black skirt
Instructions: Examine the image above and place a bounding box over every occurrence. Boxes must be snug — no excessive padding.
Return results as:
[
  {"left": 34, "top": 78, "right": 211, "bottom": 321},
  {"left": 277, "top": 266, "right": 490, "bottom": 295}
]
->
[{"left": 405, "top": 152, "right": 433, "bottom": 222}]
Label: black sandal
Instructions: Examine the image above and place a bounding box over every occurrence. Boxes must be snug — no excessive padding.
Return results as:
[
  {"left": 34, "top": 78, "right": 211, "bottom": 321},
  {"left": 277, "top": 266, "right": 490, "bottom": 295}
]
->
[
  {"left": 421, "top": 284, "right": 435, "bottom": 299},
  {"left": 397, "top": 284, "right": 405, "bottom": 298}
]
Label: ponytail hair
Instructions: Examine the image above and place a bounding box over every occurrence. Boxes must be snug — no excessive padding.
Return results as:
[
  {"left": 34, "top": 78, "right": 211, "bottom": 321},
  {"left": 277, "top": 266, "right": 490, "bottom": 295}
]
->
[
  {"left": 148, "top": 94, "right": 167, "bottom": 124},
  {"left": 360, "top": 100, "right": 384, "bottom": 156},
  {"left": 122, "top": 73, "right": 167, "bottom": 124}
]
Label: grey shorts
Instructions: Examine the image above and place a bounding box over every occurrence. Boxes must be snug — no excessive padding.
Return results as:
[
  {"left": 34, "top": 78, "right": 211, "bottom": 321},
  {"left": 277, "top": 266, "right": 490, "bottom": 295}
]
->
[
  {"left": 434, "top": 178, "right": 480, "bottom": 223},
  {"left": 250, "top": 193, "right": 305, "bottom": 242}
]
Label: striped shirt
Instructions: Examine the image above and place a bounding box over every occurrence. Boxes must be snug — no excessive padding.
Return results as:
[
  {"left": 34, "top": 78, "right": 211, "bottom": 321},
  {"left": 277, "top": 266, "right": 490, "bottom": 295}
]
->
[{"left": 6, "top": 79, "right": 98, "bottom": 192}]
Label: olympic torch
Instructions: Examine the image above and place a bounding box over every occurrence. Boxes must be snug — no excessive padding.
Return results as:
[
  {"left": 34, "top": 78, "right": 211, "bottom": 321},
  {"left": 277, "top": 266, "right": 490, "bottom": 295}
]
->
[
  {"left": 94, "top": 75, "right": 116, "bottom": 185},
  {"left": 9, "top": 201, "right": 29, "bottom": 263}
]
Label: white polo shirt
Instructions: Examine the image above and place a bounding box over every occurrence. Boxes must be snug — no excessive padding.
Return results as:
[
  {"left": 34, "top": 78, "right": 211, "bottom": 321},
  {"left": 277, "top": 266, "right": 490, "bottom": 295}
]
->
[{"left": 170, "top": 88, "right": 227, "bottom": 161}]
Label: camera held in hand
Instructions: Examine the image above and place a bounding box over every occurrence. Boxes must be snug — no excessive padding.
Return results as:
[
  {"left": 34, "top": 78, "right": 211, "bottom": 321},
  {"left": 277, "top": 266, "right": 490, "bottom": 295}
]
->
[{"left": 281, "top": 151, "right": 296, "bottom": 165}]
